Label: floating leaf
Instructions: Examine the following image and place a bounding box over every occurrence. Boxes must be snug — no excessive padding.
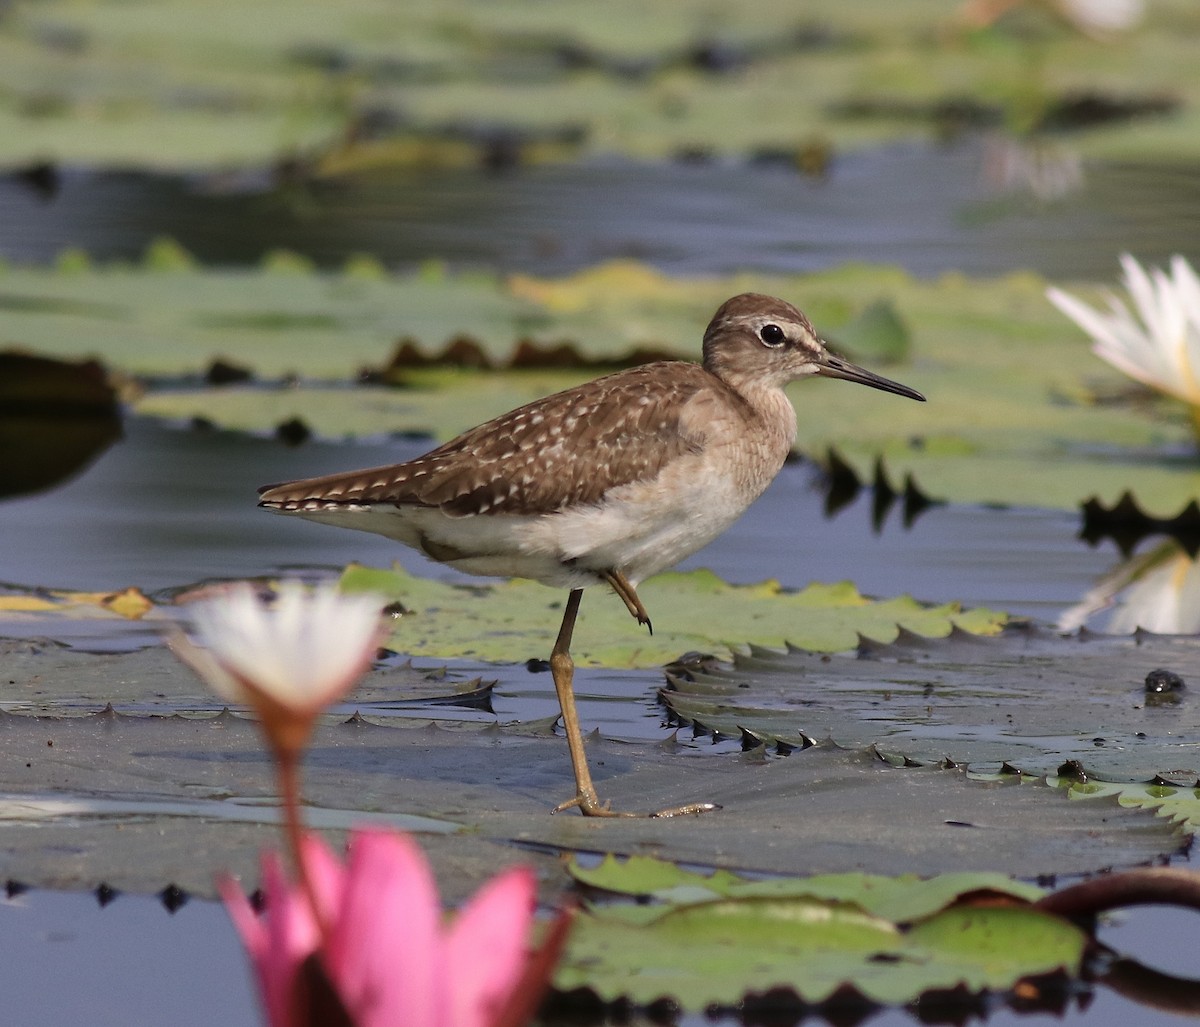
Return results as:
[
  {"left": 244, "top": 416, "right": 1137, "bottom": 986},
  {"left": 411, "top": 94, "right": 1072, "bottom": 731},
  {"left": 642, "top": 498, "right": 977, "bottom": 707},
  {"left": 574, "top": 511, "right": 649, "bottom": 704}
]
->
[
  {"left": 1057, "top": 779, "right": 1200, "bottom": 836},
  {"left": 0, "top": 1, "right": 1197, "bottom": 168},
  {"left": 556, "top": 867, "right": 1084, "bottom": 1008},
  {"left": 662, "top": 626, "right": 1200, "bottom": 782},
  {"left": 828, "top": 298, "right": 911, "bottom": 364},
  {"left": 3, "top": 256, "right": 1194, "bottom": 512},
  {"left": 340, "top": 563, "right": 1006, "bottom": 667},
  {"left": 97, "top": 587, "right": 153, "bottom": 620},
  {"left": 568, "top": 854, "right": 1044, "bottom": 919},
  {"left": 0, "top": 638, "right": 1179, "bottom": 897}
]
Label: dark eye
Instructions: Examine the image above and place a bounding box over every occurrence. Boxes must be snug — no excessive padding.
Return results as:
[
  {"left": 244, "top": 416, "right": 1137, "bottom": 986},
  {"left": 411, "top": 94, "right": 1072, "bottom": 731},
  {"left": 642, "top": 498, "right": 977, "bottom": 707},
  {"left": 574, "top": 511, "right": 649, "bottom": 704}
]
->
[{"left": 759, "top": 323, "right": 786, "bottom": 347}]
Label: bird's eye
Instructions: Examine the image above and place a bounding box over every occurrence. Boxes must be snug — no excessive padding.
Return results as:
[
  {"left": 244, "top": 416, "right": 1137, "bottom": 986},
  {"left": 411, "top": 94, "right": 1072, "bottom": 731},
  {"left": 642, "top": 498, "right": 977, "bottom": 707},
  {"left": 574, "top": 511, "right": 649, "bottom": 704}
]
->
[{"left": 759, "top": 323, "right": 786, "bottom": 347}]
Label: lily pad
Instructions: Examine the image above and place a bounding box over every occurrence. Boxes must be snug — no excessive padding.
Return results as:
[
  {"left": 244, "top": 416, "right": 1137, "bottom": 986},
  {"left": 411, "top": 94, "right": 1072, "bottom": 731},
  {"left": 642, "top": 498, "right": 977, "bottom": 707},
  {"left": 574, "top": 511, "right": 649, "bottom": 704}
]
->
[
  {"left": 0, "top": 627, "right": 1186, "bottom": 899},
  {"left": 568, "top": 853, "right": 1045, "bottom": 918},
  {"left": 339, "top": 563, "right": 1007, "bottom": 667},
  {"left": 1, "top": 0, "right": 1198, "bottom": 169},
  {"left": 556, "top": 859, "right": 1085, "bottom": 1008},
  {"left": 8, "top": 255, "right": 1198, "bottom": 513},
  {"left": 0, "top": 694, "right": 1179, "bottom": 900},
  {"left": 1056, "top": 778, "right": 1200, "bottom": 838},
  {"left": 661, "top": 625, "right": 1200, "bottom": 781}
]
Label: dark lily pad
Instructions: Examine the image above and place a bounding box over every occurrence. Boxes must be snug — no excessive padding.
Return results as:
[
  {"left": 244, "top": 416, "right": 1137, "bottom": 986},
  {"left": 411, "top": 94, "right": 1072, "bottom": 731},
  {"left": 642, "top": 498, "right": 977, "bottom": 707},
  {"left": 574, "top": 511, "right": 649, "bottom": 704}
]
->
[
  {"left": 661, "top": 625, "right": 1200, "bottom": 782},
  {"left": 0, "top": 634, "right": 1184, "bottom": 899}
]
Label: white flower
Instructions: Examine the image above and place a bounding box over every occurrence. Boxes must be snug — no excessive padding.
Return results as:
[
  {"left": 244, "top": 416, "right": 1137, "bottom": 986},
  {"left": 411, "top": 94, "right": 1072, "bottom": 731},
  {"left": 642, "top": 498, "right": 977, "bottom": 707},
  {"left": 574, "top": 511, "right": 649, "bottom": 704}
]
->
[
  {"left": 175, "top": 581, "right": 384, "bottom": 715},
  {"left": 1056, "top": 0, "right": 1143, "bottom": 35},
  {"left": 1047, "top": 254, "right": 1200, "bottom": 406}
]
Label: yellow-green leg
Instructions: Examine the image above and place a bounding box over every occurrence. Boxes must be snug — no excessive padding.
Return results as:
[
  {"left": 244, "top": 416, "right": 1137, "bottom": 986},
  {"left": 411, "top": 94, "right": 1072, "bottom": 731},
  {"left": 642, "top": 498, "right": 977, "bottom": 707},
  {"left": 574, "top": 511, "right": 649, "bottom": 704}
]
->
[{"left": 549, "top": 587, "right": 719, "bottom": 819}]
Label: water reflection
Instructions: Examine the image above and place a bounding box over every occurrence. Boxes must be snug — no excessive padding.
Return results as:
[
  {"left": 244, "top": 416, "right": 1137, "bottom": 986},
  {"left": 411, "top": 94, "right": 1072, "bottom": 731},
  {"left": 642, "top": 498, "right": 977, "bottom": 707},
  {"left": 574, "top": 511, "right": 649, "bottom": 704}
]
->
[
  {"left": 1059, "top": 539, "right": 1200, "bottom": 633},
  {"left": 982, "top": 133, "right": 1084, "bottom": 201},
  {"left": 0, "top": 354, "right": 121, "bottom": 501}
]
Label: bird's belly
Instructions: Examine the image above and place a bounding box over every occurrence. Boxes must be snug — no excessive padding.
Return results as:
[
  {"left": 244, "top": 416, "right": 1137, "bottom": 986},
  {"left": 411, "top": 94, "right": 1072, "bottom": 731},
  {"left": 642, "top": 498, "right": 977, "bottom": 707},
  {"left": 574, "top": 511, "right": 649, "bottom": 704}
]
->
[
  {"left": 269, "top": 454, "right": 772, "bottom": 590},
  {"left": 516, "top": 465, "right": 757, "bottom": 585},
  {"left": 271, "top": 503, "right": 599, "bottom": 588}
]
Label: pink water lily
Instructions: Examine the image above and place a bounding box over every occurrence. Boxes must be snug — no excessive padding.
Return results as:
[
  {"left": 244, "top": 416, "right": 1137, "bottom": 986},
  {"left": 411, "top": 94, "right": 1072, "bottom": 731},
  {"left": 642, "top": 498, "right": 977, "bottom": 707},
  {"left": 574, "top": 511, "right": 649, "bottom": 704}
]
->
[{"left": 221, "top": 828, "right": 562, "bottom": 1027}]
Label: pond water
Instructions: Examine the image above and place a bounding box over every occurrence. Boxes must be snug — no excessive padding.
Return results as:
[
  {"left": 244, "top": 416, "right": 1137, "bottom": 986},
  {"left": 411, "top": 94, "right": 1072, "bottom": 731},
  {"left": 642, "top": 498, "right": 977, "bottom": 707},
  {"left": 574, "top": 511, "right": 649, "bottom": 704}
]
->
[
  {"left": 4, "top": 888, "right": 1198, "bottom": 1027},
  {"left": 2, "top": 140, "right": 1199, "bottom": 279}
]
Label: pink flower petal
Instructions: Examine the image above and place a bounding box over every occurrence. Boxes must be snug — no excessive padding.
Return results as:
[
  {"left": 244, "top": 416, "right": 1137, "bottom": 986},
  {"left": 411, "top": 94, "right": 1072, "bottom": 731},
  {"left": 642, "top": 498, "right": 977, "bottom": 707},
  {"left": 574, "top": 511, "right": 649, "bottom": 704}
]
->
[
  {"left": 223, "top": 830, "right": 546, "bottom": 1027},
  {"left": 325, "top": 828, "right": 443, "bottom": 1027},
  {"left": 218, "top": 871, "right": 268, "bottom": 968},
  {"left": 298, "top": 832, "right": 348, "bottom": 929},
  {"left": 221, "top": 837, "right": 348, "bottom": 1027},
  {"left": 444, "top": 866, "right": 538, "bottom": 1027}
]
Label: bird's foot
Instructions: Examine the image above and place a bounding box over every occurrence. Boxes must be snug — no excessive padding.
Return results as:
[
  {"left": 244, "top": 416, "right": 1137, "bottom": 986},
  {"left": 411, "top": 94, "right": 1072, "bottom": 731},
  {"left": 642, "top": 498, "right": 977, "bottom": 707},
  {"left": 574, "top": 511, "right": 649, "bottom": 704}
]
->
[
  {"left": 603, "top": 570, "right": 653, "bottom": 635},
  {"left": 552, "top": 789, "right": 721, "bottom": 818},
  {"left": 552, "top": 792, "right": 635, "bottom": 818}
]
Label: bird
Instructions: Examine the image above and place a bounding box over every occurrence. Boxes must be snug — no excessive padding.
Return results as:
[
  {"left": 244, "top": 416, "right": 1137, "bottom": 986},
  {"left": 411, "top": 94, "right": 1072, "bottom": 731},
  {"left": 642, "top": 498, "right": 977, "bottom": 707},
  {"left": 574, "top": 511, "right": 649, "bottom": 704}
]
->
[{"left": 258, "top": 293, "right": 925, "bottom": 817}]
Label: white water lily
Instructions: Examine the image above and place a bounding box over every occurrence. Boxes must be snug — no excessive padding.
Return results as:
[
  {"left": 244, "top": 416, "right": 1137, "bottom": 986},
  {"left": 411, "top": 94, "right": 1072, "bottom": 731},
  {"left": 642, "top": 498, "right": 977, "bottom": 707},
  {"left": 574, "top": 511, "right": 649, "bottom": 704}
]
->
[
  {"left": 1056, "top": 0, "right": 1143, "bottom": 35},
  {"left": 1047, "top": 254, "right": 1200, "bottom": 413},
  {"left": 174, "top": 581, "right": 384, "bottom": 717}
]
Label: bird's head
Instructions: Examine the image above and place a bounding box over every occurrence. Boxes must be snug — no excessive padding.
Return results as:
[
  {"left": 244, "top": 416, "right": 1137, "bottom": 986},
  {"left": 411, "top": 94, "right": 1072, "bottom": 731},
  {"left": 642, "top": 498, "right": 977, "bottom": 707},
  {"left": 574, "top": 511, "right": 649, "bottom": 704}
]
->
[{"left": 702, "top": 293, "right": 925, "bottom": 402}]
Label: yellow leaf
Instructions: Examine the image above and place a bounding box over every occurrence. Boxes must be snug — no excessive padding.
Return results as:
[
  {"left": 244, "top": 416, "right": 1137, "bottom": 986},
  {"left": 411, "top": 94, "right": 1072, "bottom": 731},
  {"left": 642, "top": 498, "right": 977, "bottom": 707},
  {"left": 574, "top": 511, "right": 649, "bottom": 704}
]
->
[
  {"left": 51, "top": 588, "right": 155, "bottom": 619},
  {"left": 0, "top": 595, "right": 58, "bottom": 612},
  {"left": 508, "top": 261, "right": 680, "bottom": 313},
  {"left": 101, "top": 588, "right": 154, "bottom": 620}
]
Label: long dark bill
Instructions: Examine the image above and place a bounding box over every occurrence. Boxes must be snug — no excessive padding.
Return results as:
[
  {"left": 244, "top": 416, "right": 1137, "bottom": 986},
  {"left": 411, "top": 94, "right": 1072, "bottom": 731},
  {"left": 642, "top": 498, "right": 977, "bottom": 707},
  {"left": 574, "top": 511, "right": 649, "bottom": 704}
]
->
[{"left": 813, "top": 354, "right": 926, "bottom": 402}]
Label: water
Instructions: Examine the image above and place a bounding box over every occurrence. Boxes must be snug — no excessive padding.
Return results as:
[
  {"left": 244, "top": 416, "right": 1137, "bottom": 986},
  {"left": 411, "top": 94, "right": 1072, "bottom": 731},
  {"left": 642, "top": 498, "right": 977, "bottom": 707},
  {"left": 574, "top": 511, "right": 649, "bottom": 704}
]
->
[
  {"left": 3, "top": 889, "right": 1197, "bottom": 1027},
  {"left": 2, "top": 143, "right": 1199, "bottom": 279},
  {"left": 0, "top": 890, "right": 255, "bottom": 1027}
]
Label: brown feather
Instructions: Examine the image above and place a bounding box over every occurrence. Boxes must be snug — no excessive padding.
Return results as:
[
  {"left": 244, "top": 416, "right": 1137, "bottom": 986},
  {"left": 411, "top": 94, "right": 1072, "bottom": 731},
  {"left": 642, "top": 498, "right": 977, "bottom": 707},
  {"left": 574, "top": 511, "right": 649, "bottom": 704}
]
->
[{"left": 258, "top": 362, "right": 713, "bottom": 517}]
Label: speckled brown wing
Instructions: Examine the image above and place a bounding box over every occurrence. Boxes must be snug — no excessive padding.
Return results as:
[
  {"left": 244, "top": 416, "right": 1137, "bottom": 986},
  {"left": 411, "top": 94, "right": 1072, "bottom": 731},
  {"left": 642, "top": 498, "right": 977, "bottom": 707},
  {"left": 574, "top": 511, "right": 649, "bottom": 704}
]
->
[{"left": 258, "top": 362, "right": 714, "bottom": 517}]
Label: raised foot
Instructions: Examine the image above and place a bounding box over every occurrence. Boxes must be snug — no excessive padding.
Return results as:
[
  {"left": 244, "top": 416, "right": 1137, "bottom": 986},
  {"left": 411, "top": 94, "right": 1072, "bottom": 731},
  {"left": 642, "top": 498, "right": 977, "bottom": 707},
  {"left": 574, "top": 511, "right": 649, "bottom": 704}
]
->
[
  {"left": 603, "top": 570, "right": 653, "bottom": 635},
  {"left": 552, "top": 792, "right": 721, "bottom": 818}
]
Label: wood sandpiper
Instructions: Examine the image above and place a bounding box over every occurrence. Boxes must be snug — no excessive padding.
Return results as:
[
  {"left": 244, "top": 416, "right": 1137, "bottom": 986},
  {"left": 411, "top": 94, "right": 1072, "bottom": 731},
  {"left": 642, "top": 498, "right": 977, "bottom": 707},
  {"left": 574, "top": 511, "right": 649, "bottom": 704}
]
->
[{"left": 259, "top": 293, "right": 925, "bottom": 816}]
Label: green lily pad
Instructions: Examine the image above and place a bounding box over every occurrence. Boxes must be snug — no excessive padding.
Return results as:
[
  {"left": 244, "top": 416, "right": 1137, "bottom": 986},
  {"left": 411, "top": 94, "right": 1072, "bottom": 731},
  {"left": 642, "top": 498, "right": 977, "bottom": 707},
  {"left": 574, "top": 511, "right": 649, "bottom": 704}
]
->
[
  {"left": 556, "top": 867, "right": 1085, "bottom": 1007},
  {"left": 0, "top": 253, "right": 532, "bottom": 377},
  {"left": 340, "top": 563, "right": 1007, "bottom": 667},
  {"left": 568, "top": 854, "right": 1045, "bottom": 919},
  {"left": 1056, "top": 778, "right": 1200, "bottom": 837},
  {"left": 1, "top": 0, "right": 1198, "bottom": 169},
  {"left": 828, "top": 298, "right": 912, "bottom": 365},
  {"left": 661, "top": 626, "right": 1200, "bottom": 782},
  {"left": 6, "top": 254, "right": 1195, "bottom": 513}
]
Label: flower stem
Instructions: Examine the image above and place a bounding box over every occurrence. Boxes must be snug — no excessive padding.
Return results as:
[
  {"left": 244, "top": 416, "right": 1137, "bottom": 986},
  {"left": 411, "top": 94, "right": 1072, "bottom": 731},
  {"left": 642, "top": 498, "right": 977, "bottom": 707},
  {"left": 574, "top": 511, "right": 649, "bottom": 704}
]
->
[{"left": 275, "top": 746, "right": 331, "bottom": 942}]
